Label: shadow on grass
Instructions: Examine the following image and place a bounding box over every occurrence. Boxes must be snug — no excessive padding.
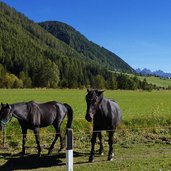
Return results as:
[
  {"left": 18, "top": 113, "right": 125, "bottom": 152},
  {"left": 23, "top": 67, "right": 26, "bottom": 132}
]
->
[
  {"left": 0, "top": 150, "right": 91, "bottom": 170},
  {"left": 74, "top": 151, "right": 89, "bottom": 157},
  {"left": 73, "top": 150, "right": 109, "bottom": 165},
  {"left": 0, "top": 152, "right": 65, "bottom": 170}
]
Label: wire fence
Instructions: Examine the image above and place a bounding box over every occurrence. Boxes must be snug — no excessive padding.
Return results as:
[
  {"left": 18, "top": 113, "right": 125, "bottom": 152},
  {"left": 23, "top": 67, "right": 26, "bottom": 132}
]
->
[
  {"left": 1, "top": 124, "right": 171, "bottom": 137},
  {"left": 0, "top": 124, "right": 171, "bottom": 151}
]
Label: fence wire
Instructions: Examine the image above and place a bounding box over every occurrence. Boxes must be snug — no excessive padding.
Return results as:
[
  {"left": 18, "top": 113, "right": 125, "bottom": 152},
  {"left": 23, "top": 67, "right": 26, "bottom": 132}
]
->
[{"left": 0, "top": 125, "right": 171, "bottom": 153}]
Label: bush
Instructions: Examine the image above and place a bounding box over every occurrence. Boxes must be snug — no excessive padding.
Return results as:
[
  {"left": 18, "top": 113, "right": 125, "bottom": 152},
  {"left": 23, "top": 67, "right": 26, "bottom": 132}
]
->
[{"left": 3, "top": 73, "right": 23, "bottom": 88}]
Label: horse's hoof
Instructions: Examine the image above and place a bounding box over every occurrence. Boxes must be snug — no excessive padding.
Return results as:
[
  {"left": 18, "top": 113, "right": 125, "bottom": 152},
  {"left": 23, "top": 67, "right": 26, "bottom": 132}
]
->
[
  {"left": 89, "top": 157, "right": 94, "bottom": 163},
  {"left": 58, "top": 149, "right": 62, "bottom": 153},
  {"left": 37, "top": 153, "right": 41, "bottom": 157},
  {"left": 108, "top": 155, "right": 113, "bottom": 161},
  {"left": 89, "top": 159, "right": 94, "bottom": 163},
  {"left": 20, "top": 154, "right": 25, "bottom": 158},
  {"left": 58, "top": 146, "right": 64, "bottom": 152},
  {"left": 48, "top": 149, "right": 52, "bottom": 155},
  {"left": 108, "top": 158, "right": 113, "bottom": 161},
  {"left": 99, "top": 149, "right": 104, "bottom": 156},
  {"left": 20, "top": 152, "right": 25, "bottom": 157},
  {"left": 60, "top": 144, "right": 64, "bottom": 150}
]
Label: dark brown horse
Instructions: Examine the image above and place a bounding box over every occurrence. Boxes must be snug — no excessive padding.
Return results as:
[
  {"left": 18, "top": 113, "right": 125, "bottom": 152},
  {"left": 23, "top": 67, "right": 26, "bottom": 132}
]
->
[
  {"left": 85, "top": 89, "right": 122, "bottom": 162},
  {"left": 0, "top": 101, "right": 73, "bottom": 156}
]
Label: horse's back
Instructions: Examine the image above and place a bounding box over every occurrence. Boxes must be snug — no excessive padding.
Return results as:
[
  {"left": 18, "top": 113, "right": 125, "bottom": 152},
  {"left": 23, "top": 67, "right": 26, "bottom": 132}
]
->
[
  {"left": 102, "top": 98, "right": 122, "bottom": 126},
  {"left": 37, "top": 101, "right": 68, "bottom": 125},
  {"left": 109, "top": 99, "right": 122, "bottom": 126},
  {"left": 27, "top": 101, "right": 59, "bottom": 127},
  {"left": 35, "top": 101, "right": 57, "bottom": 108}
]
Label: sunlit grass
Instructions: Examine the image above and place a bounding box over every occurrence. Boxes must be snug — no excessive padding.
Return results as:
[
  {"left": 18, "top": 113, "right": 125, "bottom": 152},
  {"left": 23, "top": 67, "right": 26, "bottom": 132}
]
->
[
  {"left": 138, "top": 76, "right": 171, "bottom": 88},
  {"left": 0, "top": 89, "right": 171, "bottom": 170}
]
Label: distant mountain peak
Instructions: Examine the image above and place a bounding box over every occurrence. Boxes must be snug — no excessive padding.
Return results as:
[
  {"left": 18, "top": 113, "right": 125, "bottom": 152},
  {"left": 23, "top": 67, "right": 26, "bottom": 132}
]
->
[{"left": 136, "top": 68, "right": 171, "bottom": 78}]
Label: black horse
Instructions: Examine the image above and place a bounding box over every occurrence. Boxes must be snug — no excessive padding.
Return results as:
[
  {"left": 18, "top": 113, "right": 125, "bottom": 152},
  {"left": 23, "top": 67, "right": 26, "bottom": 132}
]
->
[
  {"left": 85, "top": 89, "right": 122, "bottom": 162},
  {"left": 0, "top": 101, "right": 73, "bottom": 156}
]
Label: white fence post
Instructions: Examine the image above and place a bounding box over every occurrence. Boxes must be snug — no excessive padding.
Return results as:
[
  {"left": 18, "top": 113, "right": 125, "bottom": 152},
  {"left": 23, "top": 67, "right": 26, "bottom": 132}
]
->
[{"left": 66, "top": 128, "right": 73, "bottom": 171}]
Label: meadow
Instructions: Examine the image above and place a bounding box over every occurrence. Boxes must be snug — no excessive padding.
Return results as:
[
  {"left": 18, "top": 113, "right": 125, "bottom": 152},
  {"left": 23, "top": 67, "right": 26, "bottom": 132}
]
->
[
  {"left": 0, "top": 89, "right": 171, "bottom": 170},
  {"left": 137, "top": 75, "right": 171, "bottom": 88},
  {"left": 127, "top": 73, "right": 171, "bottom": 88}
]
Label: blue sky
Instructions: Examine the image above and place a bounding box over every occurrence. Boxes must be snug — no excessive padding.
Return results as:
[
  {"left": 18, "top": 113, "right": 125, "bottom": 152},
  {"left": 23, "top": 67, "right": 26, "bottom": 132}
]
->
[{"left": 2, "top": 0, "right": 171, "bottom": 72}]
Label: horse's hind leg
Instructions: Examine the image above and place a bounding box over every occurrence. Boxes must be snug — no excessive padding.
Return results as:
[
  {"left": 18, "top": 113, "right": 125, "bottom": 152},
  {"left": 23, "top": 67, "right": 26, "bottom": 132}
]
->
[
  {"left": 48, "top": 126, "right": 61, "bottom": 155},
  {"left": 34, "top": 127, "right": 41, "bottom": 156},
  {"left": 98, "top": 132, "right": 104, "bottom": 155},
  {"left": 59, "top": 133, "right": 64, "bottom": 151},
  {"left": 108, "top": 131, "right": 114, "bottom": 161}
]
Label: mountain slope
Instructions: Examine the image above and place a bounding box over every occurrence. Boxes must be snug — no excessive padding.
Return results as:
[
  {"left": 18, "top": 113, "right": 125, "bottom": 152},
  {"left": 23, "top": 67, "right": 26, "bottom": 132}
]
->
[
  {"left": 39, "top": 21, "right": 135, "bottom": 73},
  {"left": 0, "top": 2, "right": 95, "bottom": 87},
  {"left": 0, "top": 2, "right": 86, "bottom": 69},
  {"left": 0, "top": 2, "right": 139, "bottom": 89}
]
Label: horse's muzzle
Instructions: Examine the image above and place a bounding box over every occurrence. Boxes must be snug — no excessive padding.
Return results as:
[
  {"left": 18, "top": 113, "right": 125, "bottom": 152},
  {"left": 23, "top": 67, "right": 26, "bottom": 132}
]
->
[{"left": 85, "top": 114, "right": 92, "bottom": 122}]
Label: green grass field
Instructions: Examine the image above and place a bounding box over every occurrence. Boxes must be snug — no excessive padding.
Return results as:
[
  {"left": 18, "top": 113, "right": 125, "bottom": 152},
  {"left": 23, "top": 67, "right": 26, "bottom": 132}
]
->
[
  {"left": 126, "top": 72, "right": 171, "bottom": 88},
  {"left": 0, "top": 89, "right": 171, "bottom": 170},
  {"left": 137, "top": 75, "right": 171, "bottom": 88}
]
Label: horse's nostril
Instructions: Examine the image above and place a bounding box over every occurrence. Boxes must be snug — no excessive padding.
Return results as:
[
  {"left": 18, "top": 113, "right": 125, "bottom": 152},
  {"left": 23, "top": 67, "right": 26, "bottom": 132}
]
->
[{"left": 85, "top": 115, "right": 92, "bottom": 122}]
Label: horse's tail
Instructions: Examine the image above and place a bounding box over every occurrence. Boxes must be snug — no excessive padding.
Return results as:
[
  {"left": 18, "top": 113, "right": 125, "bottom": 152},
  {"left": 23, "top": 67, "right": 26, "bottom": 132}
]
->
[{"left": 64, "top": 103, "right": 73, "bottom": 128}]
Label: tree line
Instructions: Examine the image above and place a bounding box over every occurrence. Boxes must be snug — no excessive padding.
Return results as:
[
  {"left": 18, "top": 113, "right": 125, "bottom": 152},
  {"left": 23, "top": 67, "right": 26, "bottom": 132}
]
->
[{"left": 0, "top": 62, "right": 160, "bottom": 91}]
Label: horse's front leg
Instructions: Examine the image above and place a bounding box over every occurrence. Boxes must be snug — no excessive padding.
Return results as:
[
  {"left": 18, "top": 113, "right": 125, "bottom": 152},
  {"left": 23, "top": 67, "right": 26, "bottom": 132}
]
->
[
  {"left": 21, "top": 127, "right": 27, "bottom": 156},
  {"left": 98, "top": 132, "right": 104, "bottom": 155},
  {"left": 89, "top": 131, "right": 98, "bottom": 162},
  {"left": 108, "top": 131, "right": 114, "bottom": 161},
  {"left": 34, "top": 127, "right": 41, "bottom": 156}
]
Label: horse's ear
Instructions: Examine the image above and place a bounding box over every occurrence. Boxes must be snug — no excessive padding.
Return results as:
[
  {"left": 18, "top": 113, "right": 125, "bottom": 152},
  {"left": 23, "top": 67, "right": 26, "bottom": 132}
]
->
[
  {"left": 97, "top": 90, "right": 104, "bottom": 96},
  {"left": 1, "top": 103, "right": 4, "bottom": 107},
  {"left": 6, "top": 103, "right": 11, "bottom": 109},
  {"left": 87, "top": 89, "right": 91, "bottom": 93}
]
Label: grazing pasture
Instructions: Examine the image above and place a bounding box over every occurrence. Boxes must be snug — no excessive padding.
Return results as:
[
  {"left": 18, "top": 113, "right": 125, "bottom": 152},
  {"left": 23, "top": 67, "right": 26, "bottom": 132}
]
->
[
  {"left": 0, "top": 89, "right": 171, "bottom": 170},
  {"left": 137, "top": 75, "right": 171, "bottom": 88}
]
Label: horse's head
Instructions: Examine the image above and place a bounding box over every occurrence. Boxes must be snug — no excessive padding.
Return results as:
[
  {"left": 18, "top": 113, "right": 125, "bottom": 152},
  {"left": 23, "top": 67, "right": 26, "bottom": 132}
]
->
[
  {"left": 85, "top": 89, "right": 104, "bottom": 122},
  {"left": 0, "top": 103, "right": 12, "bottom": 126}
]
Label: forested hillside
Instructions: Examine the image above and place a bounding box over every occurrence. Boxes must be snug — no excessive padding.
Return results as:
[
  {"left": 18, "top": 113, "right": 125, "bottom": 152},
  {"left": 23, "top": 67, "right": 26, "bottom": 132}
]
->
[
  {"left": 0, "top": 2, "right": 157, "bottom": 90},
  {"left": 0, "top": 2, "right": 89, "bottom": 88},
  {"left": 39, "top": 21, "right": 134, "bottom": 73}
]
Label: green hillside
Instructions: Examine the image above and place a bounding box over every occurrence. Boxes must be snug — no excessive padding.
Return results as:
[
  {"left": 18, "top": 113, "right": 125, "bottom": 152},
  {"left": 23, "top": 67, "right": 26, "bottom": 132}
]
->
[
  {"left": 0, "top": 2, "right": 88, "bottom": 87},
  {"left": 0, "top": 2, "right": 111, "bottom": 88},
  {"left": 39, "top": 21, "right": 135, "bottom": 73},
  {"left": 0, "top": 2, "right": 157, "bottom": 90}
]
